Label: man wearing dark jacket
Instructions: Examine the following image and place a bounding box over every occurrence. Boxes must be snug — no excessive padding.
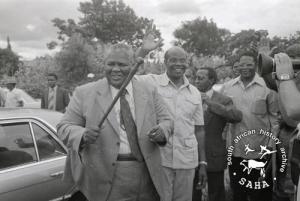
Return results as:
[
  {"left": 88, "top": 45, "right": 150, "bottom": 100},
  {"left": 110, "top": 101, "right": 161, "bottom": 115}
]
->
[
  {"left": 194, "top": 67, "right": 242, "bottom": 201},
  {"left": 41, "top": 73, "right": 69, "bottom": 112}
]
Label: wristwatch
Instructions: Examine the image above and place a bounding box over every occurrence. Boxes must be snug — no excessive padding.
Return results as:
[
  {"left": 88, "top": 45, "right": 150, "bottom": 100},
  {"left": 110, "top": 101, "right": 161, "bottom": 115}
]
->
[{"left": 277, "top": 73, "right": 293, "bottom": 81}]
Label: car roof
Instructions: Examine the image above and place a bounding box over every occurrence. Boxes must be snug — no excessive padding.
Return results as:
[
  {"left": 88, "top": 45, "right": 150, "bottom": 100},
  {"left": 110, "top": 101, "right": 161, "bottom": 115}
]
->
[{"left": 0, "top": 108, "right": 63, "bottom": 129}]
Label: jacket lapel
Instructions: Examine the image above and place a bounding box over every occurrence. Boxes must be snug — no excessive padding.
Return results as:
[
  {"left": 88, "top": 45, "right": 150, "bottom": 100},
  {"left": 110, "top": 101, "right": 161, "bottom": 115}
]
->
[
  {"left": 132, "top": 79, "right": 147, "bottom": 136},
  {"left": 94, "top": 79, "right": 119, "bottom": 136}
]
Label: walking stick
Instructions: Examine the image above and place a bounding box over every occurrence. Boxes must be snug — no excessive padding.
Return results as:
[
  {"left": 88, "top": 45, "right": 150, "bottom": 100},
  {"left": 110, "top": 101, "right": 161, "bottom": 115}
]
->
[{"left": 98, "top": 57, "right": 144, "bottom": 128}]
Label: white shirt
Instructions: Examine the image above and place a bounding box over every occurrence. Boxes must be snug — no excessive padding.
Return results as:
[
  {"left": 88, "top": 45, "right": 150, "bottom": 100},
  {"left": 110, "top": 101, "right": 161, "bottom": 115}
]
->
[
  {"left": 4, "top": 88, "right": 24, "bottom": 107},
  {"left": 137, "top": 73, "right": 204, "bottom": 169},
  {"left": 110, "top": 82, "right": 135, "bottom": 154}
]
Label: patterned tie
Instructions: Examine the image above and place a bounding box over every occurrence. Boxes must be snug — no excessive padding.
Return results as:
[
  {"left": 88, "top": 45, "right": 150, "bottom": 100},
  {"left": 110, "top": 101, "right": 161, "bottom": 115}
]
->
[
  {"left": 120, "top": 90, "right": 143, "bottom": 161},
  {"left": 48, "top": 88, "right": 55, "bottom": 110}
]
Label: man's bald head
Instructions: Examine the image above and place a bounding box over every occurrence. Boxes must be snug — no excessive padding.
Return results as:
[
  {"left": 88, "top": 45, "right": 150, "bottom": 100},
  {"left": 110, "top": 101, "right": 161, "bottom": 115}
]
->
[
  {"left": 164, "top": 46, "right": 188, "bottom": 63},
  {"left": 164, "top": 46, "right": 188, "bottom": 82}
]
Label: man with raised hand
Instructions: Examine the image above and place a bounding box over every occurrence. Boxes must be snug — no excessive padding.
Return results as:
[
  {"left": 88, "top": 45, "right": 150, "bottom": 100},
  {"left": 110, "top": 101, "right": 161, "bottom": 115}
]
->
[
  {"left": 136, "top": 27, "right": 207, "bottom": 201},
  {"left": 57, "top": 43, "right": 172, "bottom": 201}
]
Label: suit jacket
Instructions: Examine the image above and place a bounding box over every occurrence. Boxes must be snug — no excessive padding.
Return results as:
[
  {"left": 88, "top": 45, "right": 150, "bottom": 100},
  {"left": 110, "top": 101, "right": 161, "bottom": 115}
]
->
[
  {"left": 41, "top": 86, "right": 70, "bottom": 112},
  {"left": 205, "top": 91, "right": 242, "bottom": 172},
  {"left": 57, "top": 78, "right": 172, "bottom": 201}
]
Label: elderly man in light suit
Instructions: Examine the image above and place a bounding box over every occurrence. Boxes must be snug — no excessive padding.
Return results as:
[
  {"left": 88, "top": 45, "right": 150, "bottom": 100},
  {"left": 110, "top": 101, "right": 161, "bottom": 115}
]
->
[{"left": 57, "top": 43, "right": 172, "bottom": 201}]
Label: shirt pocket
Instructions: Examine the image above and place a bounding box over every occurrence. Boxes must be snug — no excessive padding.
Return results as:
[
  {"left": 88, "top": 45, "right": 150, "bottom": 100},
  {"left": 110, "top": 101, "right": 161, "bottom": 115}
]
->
[
  {"left": 184, "top": 138, "right": 198, "bottom": 148},
  {"left": 251, "top": 99, "right": 267, "bottom": 115},
  {"left": 179, "top": 137, "right": 198, "bottom": 162},
  {"left": 182, "top": 97, "right": 201, "bottom": 118}
]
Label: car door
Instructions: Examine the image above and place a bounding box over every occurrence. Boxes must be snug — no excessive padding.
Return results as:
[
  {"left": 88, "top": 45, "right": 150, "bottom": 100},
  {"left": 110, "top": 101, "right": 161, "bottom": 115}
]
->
[{"left": 0, "top": 119, "right": 72, "bottom": 201}]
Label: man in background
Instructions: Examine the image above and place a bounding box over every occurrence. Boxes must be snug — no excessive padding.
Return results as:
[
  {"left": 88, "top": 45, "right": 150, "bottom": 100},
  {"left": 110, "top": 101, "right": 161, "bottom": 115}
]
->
[
  {"left": 223, "top": 51, "right": 279, "bottom": 201},
  {"left": 41, "top": 73, "right": 69, "bottom": 112},
  {"left": 4, "top": 76, "right": 24, "bottom": 107},
  {"left": 137, "top": 46, "right": 207, "bottom": 201},
  {"left": 194, "top": 67, "right": 242, "bottom": 201}
]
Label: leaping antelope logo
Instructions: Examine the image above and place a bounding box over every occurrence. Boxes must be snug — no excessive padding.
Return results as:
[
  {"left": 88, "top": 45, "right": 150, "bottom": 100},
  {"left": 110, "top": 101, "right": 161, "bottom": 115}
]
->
[
  {"left": 245, "top": 144, "right": 255, "bottom": 155},
  {"left": 259, "top": 145, "right": 277, "bottom": 159},
  {"left": 240, "top": 159, "right": 267, "bottom": 177}
]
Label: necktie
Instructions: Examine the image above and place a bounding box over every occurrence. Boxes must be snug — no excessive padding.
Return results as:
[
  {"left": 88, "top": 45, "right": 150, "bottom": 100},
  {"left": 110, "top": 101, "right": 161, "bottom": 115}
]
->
[
  {"left": 48, "top": 88, "right": 55, "bottom": 110},
  {"left": 120, "top": 90, "right": 143, "bottom": 161}
]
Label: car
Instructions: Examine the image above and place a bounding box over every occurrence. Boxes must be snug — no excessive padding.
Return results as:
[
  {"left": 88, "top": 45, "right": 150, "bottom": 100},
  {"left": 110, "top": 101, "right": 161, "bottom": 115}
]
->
[{"left": 0, "top": 108, "right": 86, "bottom": 201}]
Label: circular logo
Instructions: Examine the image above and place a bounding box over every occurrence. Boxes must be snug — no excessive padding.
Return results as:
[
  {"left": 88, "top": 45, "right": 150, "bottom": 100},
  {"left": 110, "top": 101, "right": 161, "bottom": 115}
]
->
[{"left": 227, "top": 129, "right": 287, "bottom": 190}]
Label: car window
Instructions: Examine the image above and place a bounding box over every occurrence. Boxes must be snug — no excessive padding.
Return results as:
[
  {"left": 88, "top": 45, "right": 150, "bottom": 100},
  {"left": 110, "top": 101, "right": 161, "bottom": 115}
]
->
[
  {"left": 0, "top": 122, "right": 37, "bottom": 170},
  {"left": 31, "top": 123, "right": 66, "bottom": 160}
]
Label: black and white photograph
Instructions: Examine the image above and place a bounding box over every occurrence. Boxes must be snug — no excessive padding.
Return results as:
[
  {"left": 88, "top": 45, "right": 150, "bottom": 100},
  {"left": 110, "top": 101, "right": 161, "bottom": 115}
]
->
[{"left": 0, "top": 0, "right": 300, "bottom": 201}]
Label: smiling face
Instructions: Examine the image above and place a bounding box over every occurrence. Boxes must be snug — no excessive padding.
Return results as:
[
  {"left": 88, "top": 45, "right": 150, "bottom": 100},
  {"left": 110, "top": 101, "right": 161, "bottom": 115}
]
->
[
  {"left": 165, "top": 47, "right": 188, "bottom": 81},
  {"left": 238, "top": 55, "right": 256, "bottom": 81},
  {"left": 104, "top": 49, "right": 132, "bottom": 89}
]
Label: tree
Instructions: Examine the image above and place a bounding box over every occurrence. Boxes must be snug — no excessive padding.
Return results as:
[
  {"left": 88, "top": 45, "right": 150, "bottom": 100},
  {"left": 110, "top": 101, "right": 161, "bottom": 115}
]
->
[
  {"left": 173, "top": 17, "right": 230, "bottom": 56},
  {"left": 269, "top": 31, "right": 300, "bottom": 55},
  {"left": 16, "top": 55, "right": 57, "bottom": 98},
  {"left": 218, "top": 29, "right": 264, "bottom": 65},
  {"left": 50, "top": 0, "right": 161, "bottom": 48},
  {"left": 55, "top": 33, "right": 107, "bottom": 86},
  {"left": 0, "top": 37, "right": 21, "bottom": 77}
]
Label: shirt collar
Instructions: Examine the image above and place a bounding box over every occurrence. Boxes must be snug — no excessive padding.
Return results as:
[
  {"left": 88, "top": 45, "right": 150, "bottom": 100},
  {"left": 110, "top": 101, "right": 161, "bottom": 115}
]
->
[
  {"left": 231, "top": 73, "right": 265, "bottom": 87},
  {"left": 110, "top": 81, "right": 133, "bottom": 98},
  {"left": 49, "top": 85, "right": 57, "bottom": 91},
  {"left": 158, "top": 72, "right": 191, "bottom": 90}
]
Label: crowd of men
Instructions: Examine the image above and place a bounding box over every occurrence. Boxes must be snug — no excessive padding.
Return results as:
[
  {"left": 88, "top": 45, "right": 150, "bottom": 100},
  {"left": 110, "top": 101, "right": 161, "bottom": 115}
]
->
[{"left": 1, "top": 30, "right": 300, "bottom": 201}]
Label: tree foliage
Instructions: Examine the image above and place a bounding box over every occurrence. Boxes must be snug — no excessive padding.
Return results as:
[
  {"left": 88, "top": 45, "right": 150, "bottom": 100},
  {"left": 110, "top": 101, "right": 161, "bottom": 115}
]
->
[
  {"left": 16, "top": 55, "right": 58, "bottom": 98},
  {"left": 55, "top": 33, "right": 108, "bottom": 86},
  {"left": 269, "top": 31, "right": 300, "bottom": 55},
  {"left": 173, "top": 17, "right": 230, "bottom": 56},
  {"left": 0, "top": 47, "right": 21, "bottom": 77},
  {"left": 50, "top": 0, "right": 161, "bottom": 48}
]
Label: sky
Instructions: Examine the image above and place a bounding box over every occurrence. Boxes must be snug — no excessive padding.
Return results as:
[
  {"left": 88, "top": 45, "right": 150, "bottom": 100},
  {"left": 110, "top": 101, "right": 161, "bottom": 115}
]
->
[{"left": 0, "top": 0, "right": 299, "bottom": 60}]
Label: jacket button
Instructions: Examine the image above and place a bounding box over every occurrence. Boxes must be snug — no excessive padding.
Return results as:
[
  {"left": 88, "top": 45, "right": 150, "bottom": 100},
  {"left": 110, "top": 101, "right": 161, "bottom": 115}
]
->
[
  {"left": 112, "top": 162, "right": 116, "bottom": 166},
  {"left": 117, "top": 142, "right": 120, "bottom": 146}
]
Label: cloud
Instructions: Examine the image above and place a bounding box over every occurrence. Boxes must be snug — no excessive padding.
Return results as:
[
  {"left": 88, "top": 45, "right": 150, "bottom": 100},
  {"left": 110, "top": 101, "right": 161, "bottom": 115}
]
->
[
  {"left": 0, "top": 0, "right": 82, "bottom": 59},
  {"left": 158, "top": 0, "right": 202, "bottom": 15},
  {"left": 0, "top": 0, "right": 81, "bottom": 42},
  {"left": 26, "top": 24, "right": 36, "bottom": 32},
  {"left": 1, "top": 0, "right": 300, "bottom": 60},
  {"left": 194, "top": 0, "right": 300, "bottom": 36}
]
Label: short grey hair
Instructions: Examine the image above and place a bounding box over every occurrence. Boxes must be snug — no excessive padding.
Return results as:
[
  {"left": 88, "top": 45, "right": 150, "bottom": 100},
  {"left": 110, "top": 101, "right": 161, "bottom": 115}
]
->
[{"left": 104, "top": 43, "right": 135, "bottom": 63}]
